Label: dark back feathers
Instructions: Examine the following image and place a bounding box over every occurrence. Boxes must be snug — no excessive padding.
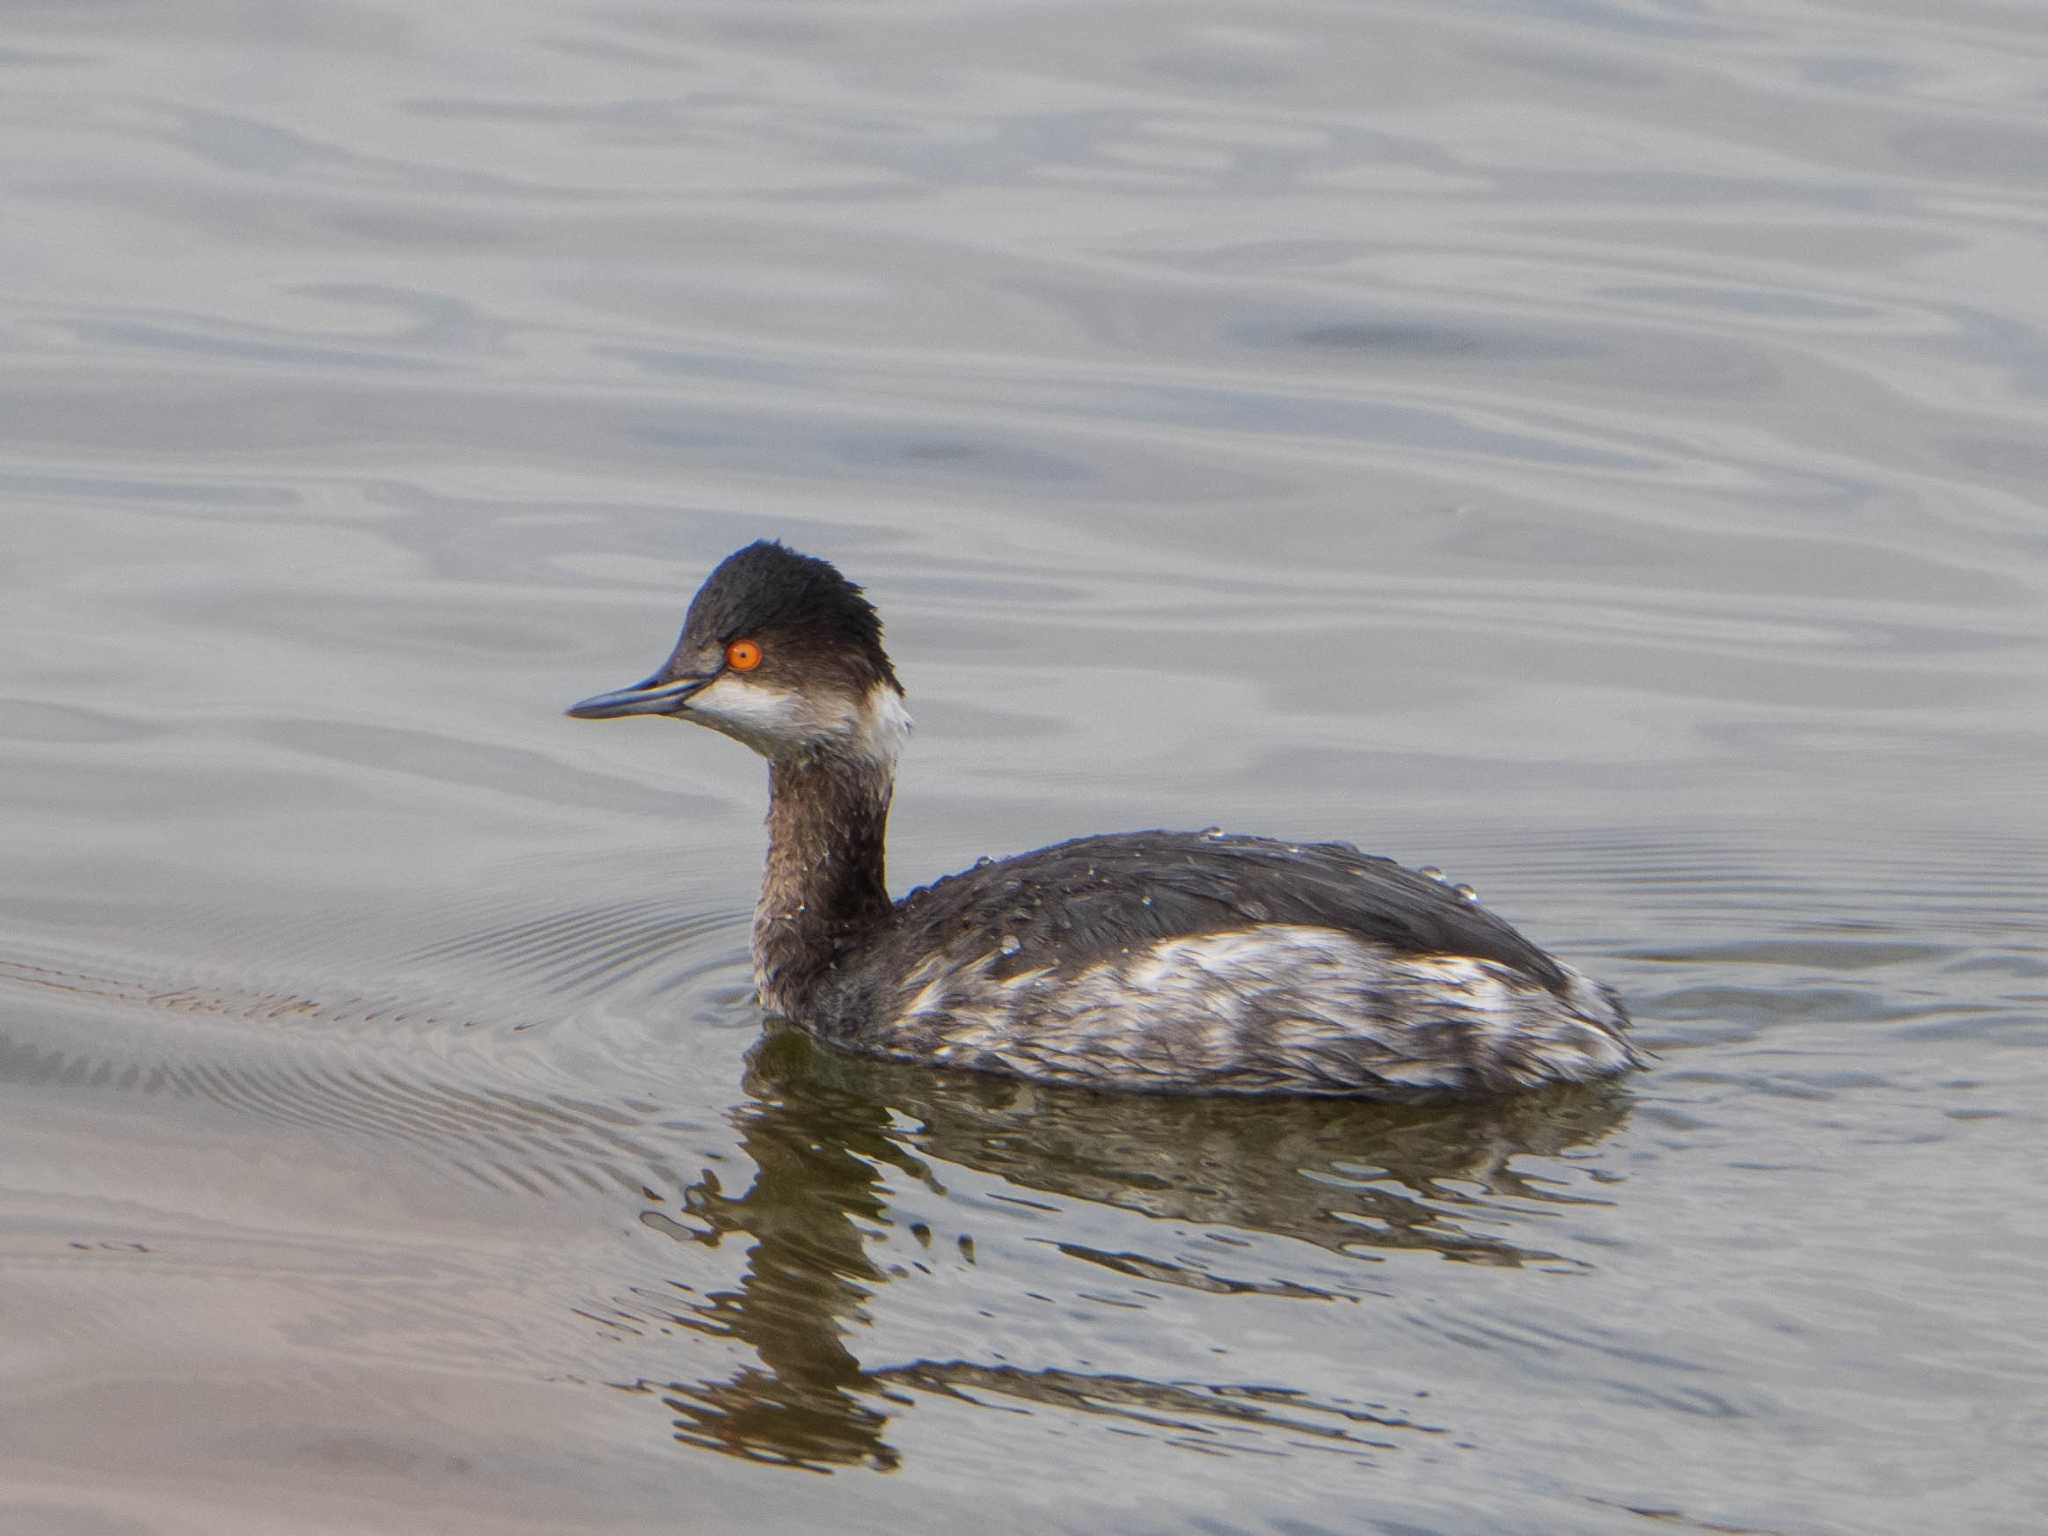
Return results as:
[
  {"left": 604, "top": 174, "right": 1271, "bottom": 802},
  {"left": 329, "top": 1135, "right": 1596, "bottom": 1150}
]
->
[{"left": 867, "top": 831, "right": 1571, "bottom": 992}]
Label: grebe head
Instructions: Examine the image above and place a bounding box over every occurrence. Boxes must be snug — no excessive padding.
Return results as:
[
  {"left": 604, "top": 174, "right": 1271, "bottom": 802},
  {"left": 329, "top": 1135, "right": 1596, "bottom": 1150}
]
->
[{"left": 566, "top": 540, "right": 910, "bottom": 766}]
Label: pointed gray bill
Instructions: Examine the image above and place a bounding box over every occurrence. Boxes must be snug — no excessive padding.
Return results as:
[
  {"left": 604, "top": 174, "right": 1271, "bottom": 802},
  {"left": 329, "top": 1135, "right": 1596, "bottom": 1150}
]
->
[{"left": 565, "top": 672, "right": 711, "bottom": 720}]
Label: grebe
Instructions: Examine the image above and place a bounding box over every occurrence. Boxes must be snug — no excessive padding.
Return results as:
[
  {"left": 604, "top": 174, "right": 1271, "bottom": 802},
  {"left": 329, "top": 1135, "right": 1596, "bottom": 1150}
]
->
[{"left": 568, "top": 541, "right": 1642, "bottom": 1097}]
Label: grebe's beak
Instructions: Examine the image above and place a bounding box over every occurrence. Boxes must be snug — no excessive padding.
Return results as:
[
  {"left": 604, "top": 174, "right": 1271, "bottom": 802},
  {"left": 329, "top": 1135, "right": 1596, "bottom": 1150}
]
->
[{"left": 565, "top": 671, "right": 711, "bottom": 720}]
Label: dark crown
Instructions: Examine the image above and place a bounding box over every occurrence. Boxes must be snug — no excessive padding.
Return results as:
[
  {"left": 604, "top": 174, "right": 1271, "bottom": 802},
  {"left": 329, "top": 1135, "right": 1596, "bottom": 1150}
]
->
[{"left": 684, "top": 541, "right": 898, "bottom": 690}]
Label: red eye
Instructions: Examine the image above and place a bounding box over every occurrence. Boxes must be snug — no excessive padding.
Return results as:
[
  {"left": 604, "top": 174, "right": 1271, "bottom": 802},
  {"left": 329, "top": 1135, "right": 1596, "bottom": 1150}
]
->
[{"left": 726, "top": 639, "right": 763, "bottom": 672}]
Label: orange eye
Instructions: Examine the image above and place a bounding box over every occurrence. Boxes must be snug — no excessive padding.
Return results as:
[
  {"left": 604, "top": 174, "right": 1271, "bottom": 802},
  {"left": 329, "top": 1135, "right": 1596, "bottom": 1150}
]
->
[{"left": 725, "top": 639, "right": 763, "bottom": 672}]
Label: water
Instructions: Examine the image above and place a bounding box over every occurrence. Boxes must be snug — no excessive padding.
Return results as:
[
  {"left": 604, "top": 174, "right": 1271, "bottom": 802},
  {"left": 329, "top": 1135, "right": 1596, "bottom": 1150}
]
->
[{"left": 4, "top": 2, "right": 2046, "bottom": 1531}]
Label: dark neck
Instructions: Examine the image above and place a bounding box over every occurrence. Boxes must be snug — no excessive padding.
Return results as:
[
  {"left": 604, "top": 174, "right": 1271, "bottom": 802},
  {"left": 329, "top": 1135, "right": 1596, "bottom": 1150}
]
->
[{"left": 753, "top": 753, "right": 896, "bottom": 1015}]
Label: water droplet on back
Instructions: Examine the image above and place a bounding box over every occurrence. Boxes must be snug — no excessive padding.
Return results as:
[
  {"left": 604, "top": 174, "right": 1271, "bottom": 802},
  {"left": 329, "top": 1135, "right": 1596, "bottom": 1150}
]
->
[
  {"left": 1419, "top": 866, "right": 1444, "bottom": 881},
  {"left": 998, "top": 933, "right": 1021, "bottom": 956},
  {"left": 1453, "top": 883, "right": 1479, "bottom": 903},
  {"left": 974, "top": 855, "right": 993, "bottom": 869}
]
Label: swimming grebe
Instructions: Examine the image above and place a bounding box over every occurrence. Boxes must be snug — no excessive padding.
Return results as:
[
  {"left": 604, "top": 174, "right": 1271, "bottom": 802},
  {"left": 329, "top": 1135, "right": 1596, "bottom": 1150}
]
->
[{"left": 568, "top": 541, "right": 1642, "bottom": 1097}]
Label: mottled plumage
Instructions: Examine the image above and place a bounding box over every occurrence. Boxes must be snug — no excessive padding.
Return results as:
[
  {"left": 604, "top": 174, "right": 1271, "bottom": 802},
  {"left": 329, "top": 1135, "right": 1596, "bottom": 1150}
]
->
[
  {"left": 569, "top": 541, "right": 1643, "bottom": 1099},
  {"left": 797, "top": 830, "right": 1635, "bottom": 1096}
]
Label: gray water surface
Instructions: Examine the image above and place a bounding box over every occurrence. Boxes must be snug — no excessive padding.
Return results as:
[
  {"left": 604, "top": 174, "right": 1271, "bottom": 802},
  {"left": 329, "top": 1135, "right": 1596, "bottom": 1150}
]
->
[{"left": 4, "top": 3, "right": 2046, "bottom": 1533}]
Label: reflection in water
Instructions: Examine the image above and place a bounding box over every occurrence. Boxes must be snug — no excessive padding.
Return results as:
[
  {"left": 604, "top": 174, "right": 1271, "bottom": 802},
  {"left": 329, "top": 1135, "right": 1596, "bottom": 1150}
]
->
[
  {"left": 621, "top": 1046, "right": 921, "bottom": 1472},
  {"left": 0, "top": 943, "right": 1630, "bottom": 1476},
  {"left": 612, "top": 1030, "right": 1633, "bottom": 1472}
]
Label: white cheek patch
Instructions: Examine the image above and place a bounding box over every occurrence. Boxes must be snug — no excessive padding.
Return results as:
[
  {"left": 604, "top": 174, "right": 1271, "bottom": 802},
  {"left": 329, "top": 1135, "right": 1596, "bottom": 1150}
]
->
[
  {"left": 684, "top": 672, "right": 808, "bottom": 754},
  {"left": 856, "top": 683, "right": 913, "bottom": 766},
  {"left": 686, "top": 672, "right": 912, "bottom": 762}
]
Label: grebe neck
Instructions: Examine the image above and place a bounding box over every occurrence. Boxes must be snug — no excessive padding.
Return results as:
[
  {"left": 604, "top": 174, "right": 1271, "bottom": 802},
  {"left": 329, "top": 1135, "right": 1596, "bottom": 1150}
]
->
[{"left": 754, "top": 752, "right": 895, "bottom": 1014}]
